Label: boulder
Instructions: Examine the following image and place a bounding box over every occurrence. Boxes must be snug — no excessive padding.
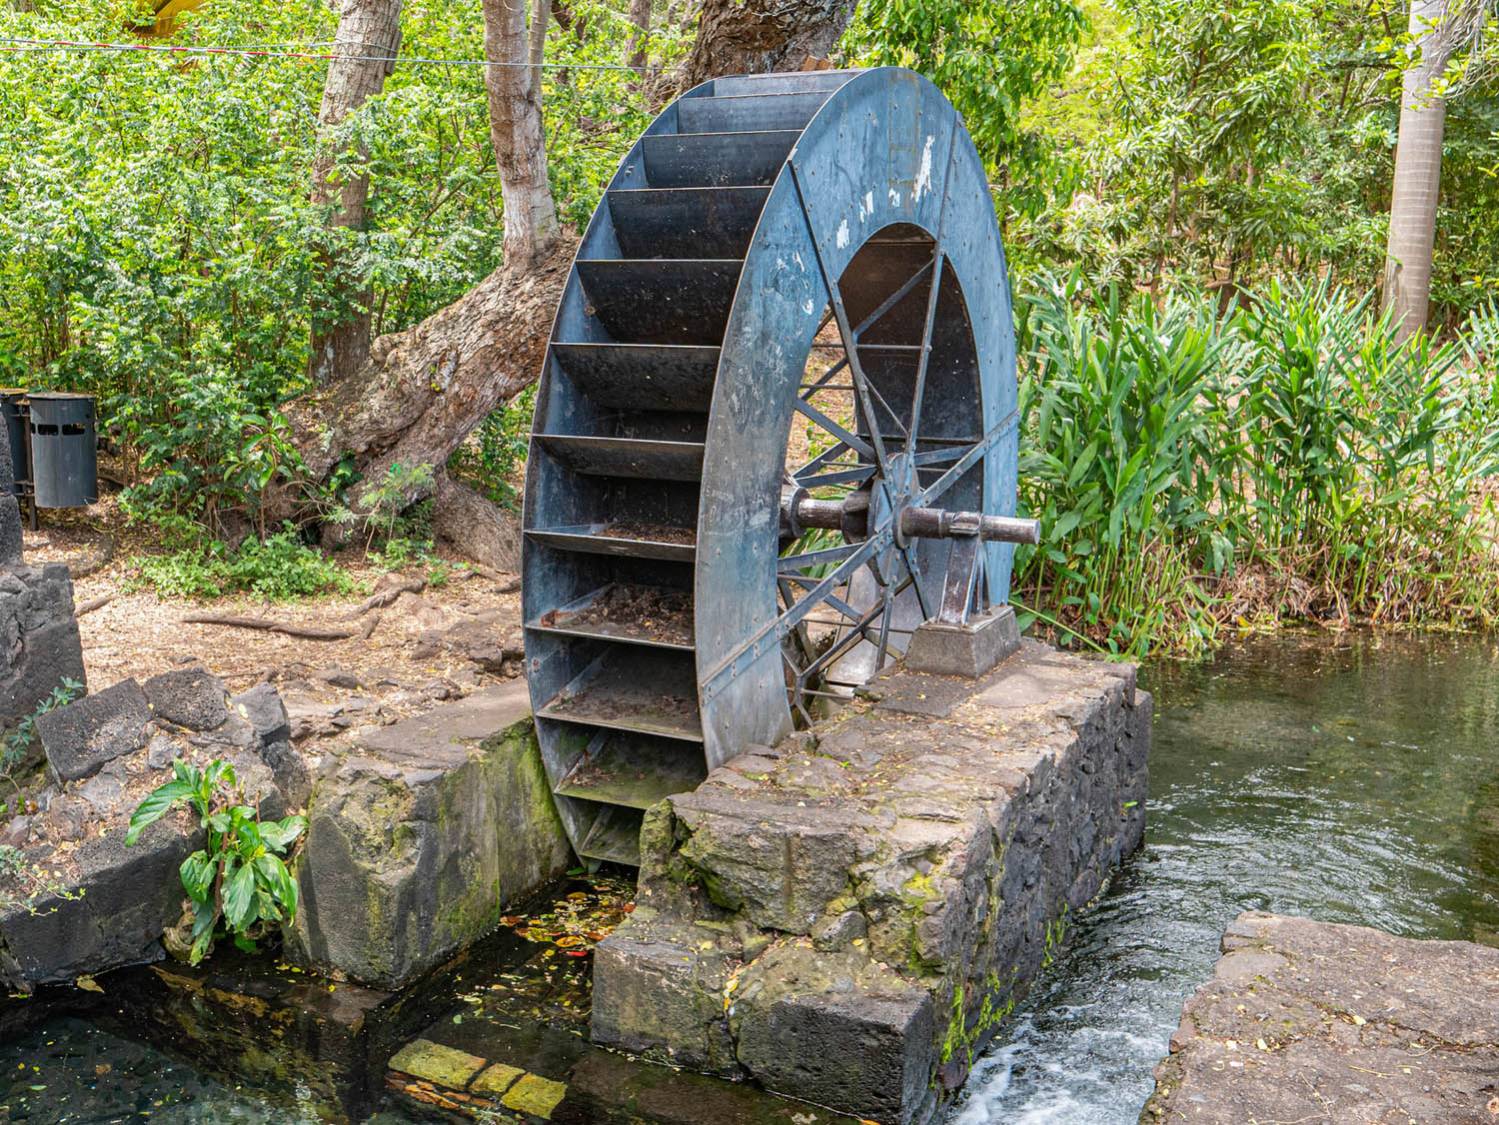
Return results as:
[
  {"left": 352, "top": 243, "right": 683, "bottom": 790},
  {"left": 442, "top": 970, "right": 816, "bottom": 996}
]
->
[
  {"left": 37, "top": 678, "right": 150, "bottom": 781},
  {"left": 286, "top": 683, "right": 573, "bottom": 989},
  {"left": 144, "top": 666, "right": 228, "bottom": 731}
]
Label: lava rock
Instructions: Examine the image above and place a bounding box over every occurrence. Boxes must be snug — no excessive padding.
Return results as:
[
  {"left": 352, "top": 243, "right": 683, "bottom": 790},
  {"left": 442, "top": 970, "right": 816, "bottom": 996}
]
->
[
  {"left": 143, "top": 667, "right": 228, "bottom": 731},
  {"left": 314, "top": 667, "right": 362, "bottom": 690},
  {"left": 37, "top": 678, "right": 151, "bottom": 782},
  {"left": 0, "top": 564, "right": 87, "bottom": 764},
  {"left": 259, "top": 738, "right": 312, "bottom": 810},
  {"left": 230, "top": 683, "right": 292, "bottom": 746},
  {"left": 145, "top": 733, "right": 179, "bottom": 770}
]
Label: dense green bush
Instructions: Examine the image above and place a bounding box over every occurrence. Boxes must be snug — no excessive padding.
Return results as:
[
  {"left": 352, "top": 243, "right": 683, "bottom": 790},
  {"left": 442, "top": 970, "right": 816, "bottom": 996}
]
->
[{"left": 1014, "top": 277, "right": 1499, "bottom": 656}]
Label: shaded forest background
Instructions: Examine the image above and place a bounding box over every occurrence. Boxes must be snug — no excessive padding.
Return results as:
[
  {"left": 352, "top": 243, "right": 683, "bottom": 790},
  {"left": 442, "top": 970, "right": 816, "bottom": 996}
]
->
[{"left": 0, "top": 0, "right": 1496, "bottom": 655}]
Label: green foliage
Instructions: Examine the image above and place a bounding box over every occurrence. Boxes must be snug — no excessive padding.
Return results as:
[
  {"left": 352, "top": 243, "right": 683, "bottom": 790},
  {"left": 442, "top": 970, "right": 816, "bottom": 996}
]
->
[
  {"left": 127, "top": 758, "right": 305, "bottom": 964},
  {"left": 844, "top": 0, "right": 1086, "bottom": 218},
  {"left": 1016, "top": 275, "right": 1499, "bottom": 656},
  {"left": 351, "top": 462, "right": 437, "bottom": 551},
  {"left": 0, "top": 844, "right": 85, "bottom": 918},
  {"left": 449, "top": 385, "right": 536, "bottom": 510},
  {"left": 0, "top": 0, "right": 677, "bottom": 531},
  {"left": 133, "top": 529, "right": 352, "bottom": 601},
  {"left": 999, "top": 0, "right": 1499, "bottom": 322},
  {"left": 1, "top": 678, "right": 83, "bottom": 780}
]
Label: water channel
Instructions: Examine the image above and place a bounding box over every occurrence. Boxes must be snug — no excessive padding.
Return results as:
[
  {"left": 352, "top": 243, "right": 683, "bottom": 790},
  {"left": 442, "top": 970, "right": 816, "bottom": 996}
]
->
[{"left": 3, "top": 632, "right": 1496, "bottom": 1123}]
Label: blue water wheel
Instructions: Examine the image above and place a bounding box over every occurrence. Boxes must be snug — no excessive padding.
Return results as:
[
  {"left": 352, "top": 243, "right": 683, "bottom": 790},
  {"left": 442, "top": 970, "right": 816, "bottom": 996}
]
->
[{"left": 522, "top": 67, "right": 1025, "bottom": 866}]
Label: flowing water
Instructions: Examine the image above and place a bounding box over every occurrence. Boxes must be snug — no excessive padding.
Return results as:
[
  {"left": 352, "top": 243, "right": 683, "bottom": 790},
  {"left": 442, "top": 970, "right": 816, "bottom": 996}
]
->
[
  {"left": 3, "top": 633, "right": 1497, "bottom": 1123},
  {"left": 950, "top": 631, "right": 1499, "bottom": 1124}
]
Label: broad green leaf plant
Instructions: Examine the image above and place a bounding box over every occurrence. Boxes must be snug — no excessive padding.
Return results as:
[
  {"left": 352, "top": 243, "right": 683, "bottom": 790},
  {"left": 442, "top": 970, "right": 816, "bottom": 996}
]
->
[{"left": 127, "top": 759, "right": 305, "bottom": 964}]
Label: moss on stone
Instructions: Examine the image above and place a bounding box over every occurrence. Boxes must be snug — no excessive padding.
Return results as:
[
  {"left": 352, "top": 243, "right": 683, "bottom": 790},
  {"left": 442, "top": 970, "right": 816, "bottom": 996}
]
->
[
  {"left": 387, "top": 1038, "right": 486, "bottom": 1089},
  {"left": 501, "top": 1072, "right": 567, "bottom": 1118}
]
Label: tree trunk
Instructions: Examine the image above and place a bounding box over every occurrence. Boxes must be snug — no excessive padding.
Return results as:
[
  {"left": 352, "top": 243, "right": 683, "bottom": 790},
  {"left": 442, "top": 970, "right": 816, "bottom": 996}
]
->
[
  {"left": 1382, "top": 0, "right": 1457, "bottom": 341},
  {"left": 680, "top": 0, "right": 856, "bottom": 86},
  {"left": 433, "top": 475, "right": 522, "bottom": 570},
  {"left": 277, "top": 0, "right": 853, "bottom": 553},
  {"left": 529, "top": 0, "right": 549, "bottom": 95},
  {"left": 486, "top": 0, "right": 560, "bottom": 269},
  {"left": 308, "top": 0, "right": 403, "bottom": 385},
  {"left": 628, "top": 0, "right": 652, "bottom": 73}
]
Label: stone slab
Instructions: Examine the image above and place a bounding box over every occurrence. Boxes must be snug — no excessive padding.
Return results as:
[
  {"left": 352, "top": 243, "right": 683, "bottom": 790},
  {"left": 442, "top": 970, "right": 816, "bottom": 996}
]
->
[
  {"left": 37, "top": 677, "right": 150, "bottom": 781},
  {"left": 593, "top": 641, "right": 1150, "bottom": 1124},
  {"left": 287, "top": 683, "right": 573, "bottom": 989},
  {"left": 1142, "top": 912, "right": 1499, "bottom": 1124}
]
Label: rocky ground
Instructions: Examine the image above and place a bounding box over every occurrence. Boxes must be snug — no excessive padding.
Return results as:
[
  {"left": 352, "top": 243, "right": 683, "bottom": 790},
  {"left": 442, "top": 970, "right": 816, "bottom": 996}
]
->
[
  {"left": 1142, "top": 912, "right": 1499, "bottom": 1124},
  {"left": 14, "top": 502, "right": 527, "bottom": 771}
]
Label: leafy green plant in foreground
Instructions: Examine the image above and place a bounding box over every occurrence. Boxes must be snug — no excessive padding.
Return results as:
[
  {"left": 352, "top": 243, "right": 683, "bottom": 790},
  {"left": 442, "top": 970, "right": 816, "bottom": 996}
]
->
[{"left": 127, "top": 759, "right": 305, "bottom": 964}]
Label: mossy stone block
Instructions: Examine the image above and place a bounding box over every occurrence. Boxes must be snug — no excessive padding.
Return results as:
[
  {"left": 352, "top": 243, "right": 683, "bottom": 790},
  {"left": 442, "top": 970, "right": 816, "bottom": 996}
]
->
[{"left": 387, "top": 1038, "right": 486, "bottom": 1089}]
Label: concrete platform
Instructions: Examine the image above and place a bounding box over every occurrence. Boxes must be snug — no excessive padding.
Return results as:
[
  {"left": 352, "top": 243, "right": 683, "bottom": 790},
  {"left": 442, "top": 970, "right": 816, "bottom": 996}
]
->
[
  {"left": 591, "top": 641, "right": 1151, "bottom": 1125},
  {"left": 1142, "top": 912, "right": 1499, "bottom": 1124}
]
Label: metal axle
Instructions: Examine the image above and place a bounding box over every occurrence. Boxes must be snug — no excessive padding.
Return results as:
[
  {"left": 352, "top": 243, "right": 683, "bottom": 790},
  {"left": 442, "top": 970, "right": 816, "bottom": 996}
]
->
[{"left": 784, "top": 489, "right": 1040, "bottom": 545}]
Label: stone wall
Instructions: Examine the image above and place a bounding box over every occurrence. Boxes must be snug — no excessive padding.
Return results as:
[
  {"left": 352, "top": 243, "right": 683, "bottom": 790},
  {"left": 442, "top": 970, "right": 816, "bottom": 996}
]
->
[
  {"left": 0, "top": 671, "right": 299, "bottom": 991},
  {"left": 592, "top": 642, "right": 1151, "bottom": 1125},
  {"left": 287, "top": 683, "right": 574, "bottom": 989}
]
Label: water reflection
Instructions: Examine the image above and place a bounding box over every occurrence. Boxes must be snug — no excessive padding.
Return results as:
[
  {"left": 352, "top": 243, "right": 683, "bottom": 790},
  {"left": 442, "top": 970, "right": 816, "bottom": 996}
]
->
[{"left": 952, "top": 631, "right": 1499, "bottom": 1124}]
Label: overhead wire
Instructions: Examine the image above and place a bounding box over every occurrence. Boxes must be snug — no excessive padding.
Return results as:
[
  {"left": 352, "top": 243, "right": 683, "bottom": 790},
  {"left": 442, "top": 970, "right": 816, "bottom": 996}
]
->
[{"left": 0, "top": 35, "right": 652, "bottom": 72}]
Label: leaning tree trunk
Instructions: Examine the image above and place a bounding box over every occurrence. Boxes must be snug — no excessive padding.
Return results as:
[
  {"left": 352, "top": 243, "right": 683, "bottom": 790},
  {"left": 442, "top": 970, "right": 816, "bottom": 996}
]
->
[
  {"left": 277, "top": 0, "right": 856, "bottom": 561},
  {"left": 1382, "top": 0, "right": 1457, "bottom": 341},
  {"left": 680, "top": 0, "right": 857, "bottom": 86},
  {"left": 308, "top": 0, "right": 404, "bottom": 385}
]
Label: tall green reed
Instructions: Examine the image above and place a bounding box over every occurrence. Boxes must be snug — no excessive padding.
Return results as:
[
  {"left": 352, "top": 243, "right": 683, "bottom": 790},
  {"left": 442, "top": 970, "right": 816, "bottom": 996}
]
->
[{"left": 1014, "top": 273, "right": 1499, "bottom": 658}]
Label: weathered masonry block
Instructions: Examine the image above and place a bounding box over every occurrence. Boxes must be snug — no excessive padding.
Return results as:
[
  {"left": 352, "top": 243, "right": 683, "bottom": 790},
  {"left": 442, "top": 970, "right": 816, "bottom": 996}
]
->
[
  {"left": 287, "top": 683, "right": 574, "bottom": 989},
  {"left": 591, "top": 642, "right": 1150, "bottom": 1125},
  {"left": 0, "top": 563, "right": 85, "bottom": 754}
]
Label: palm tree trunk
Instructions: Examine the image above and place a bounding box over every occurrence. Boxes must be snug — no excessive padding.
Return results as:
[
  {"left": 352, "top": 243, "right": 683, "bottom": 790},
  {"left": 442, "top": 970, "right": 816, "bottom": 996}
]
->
[{"left": 1382, "top": 0, "right": 1456, "bottom": 340}]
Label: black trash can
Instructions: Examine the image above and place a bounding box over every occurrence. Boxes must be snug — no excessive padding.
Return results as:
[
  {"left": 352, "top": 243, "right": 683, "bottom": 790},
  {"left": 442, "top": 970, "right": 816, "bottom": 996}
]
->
[
  {"left": 0, "top": 389, "right": 27, "bottom": 496},
  {"left": 28, "top": 393, "right": 97, "bottom": 509}
]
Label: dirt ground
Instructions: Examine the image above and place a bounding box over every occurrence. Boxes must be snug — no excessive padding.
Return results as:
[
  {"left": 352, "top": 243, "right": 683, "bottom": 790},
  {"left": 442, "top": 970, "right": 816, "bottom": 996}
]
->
[{"left": 22, "top": 501, "right": 527, "bottom": 739}]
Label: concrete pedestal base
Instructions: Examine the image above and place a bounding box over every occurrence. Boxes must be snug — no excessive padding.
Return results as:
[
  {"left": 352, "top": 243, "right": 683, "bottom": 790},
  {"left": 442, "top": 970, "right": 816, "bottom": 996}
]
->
[
  {"left": 904, "top": 605, "right": 1021, "bottom": 678},
  {"left": 591, "top": 642, "right": 1151, "bottom": 1125}
]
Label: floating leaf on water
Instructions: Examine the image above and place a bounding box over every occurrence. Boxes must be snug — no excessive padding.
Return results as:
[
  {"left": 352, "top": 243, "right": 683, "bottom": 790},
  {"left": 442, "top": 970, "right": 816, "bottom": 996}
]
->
[{"left": 74, "top": 974, "right": 103, "bottom": 994}]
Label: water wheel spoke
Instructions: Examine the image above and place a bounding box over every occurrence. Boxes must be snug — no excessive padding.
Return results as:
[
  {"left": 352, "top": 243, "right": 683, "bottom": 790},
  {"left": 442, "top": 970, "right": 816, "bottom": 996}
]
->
[
  {"left": 792, "top": 397, "right": 875, "bottom": 461},
  {"left": 905, "top": 244, "right": 946, "bottom": 466}
]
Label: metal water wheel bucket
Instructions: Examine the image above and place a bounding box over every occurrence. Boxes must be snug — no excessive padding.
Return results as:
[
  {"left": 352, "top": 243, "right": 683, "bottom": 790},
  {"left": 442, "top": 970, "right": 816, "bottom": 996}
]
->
[{"left": 28, "top": 393, "right": 97, "bottom": 508}]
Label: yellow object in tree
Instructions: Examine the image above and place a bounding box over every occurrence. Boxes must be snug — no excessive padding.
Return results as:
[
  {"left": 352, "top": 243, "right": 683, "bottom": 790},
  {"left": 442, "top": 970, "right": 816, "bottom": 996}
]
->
[{"left": 140, "top": 0, "right": 208, "bottom": 37}]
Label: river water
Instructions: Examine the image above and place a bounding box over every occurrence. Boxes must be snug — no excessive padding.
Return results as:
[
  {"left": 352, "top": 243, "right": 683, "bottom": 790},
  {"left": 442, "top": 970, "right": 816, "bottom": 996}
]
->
[
  {"left": 3, "top": 633, "right": 1497, "bottom": 1123},
  {"left": 949, "top": 631, "right": 1499, "bottom": 1123}
]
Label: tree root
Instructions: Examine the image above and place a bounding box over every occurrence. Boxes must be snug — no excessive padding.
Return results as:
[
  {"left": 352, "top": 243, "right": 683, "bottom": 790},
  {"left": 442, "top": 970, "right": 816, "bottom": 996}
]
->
[{"left": 180, "top": 613, "right": 358, "bottom": 640}]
